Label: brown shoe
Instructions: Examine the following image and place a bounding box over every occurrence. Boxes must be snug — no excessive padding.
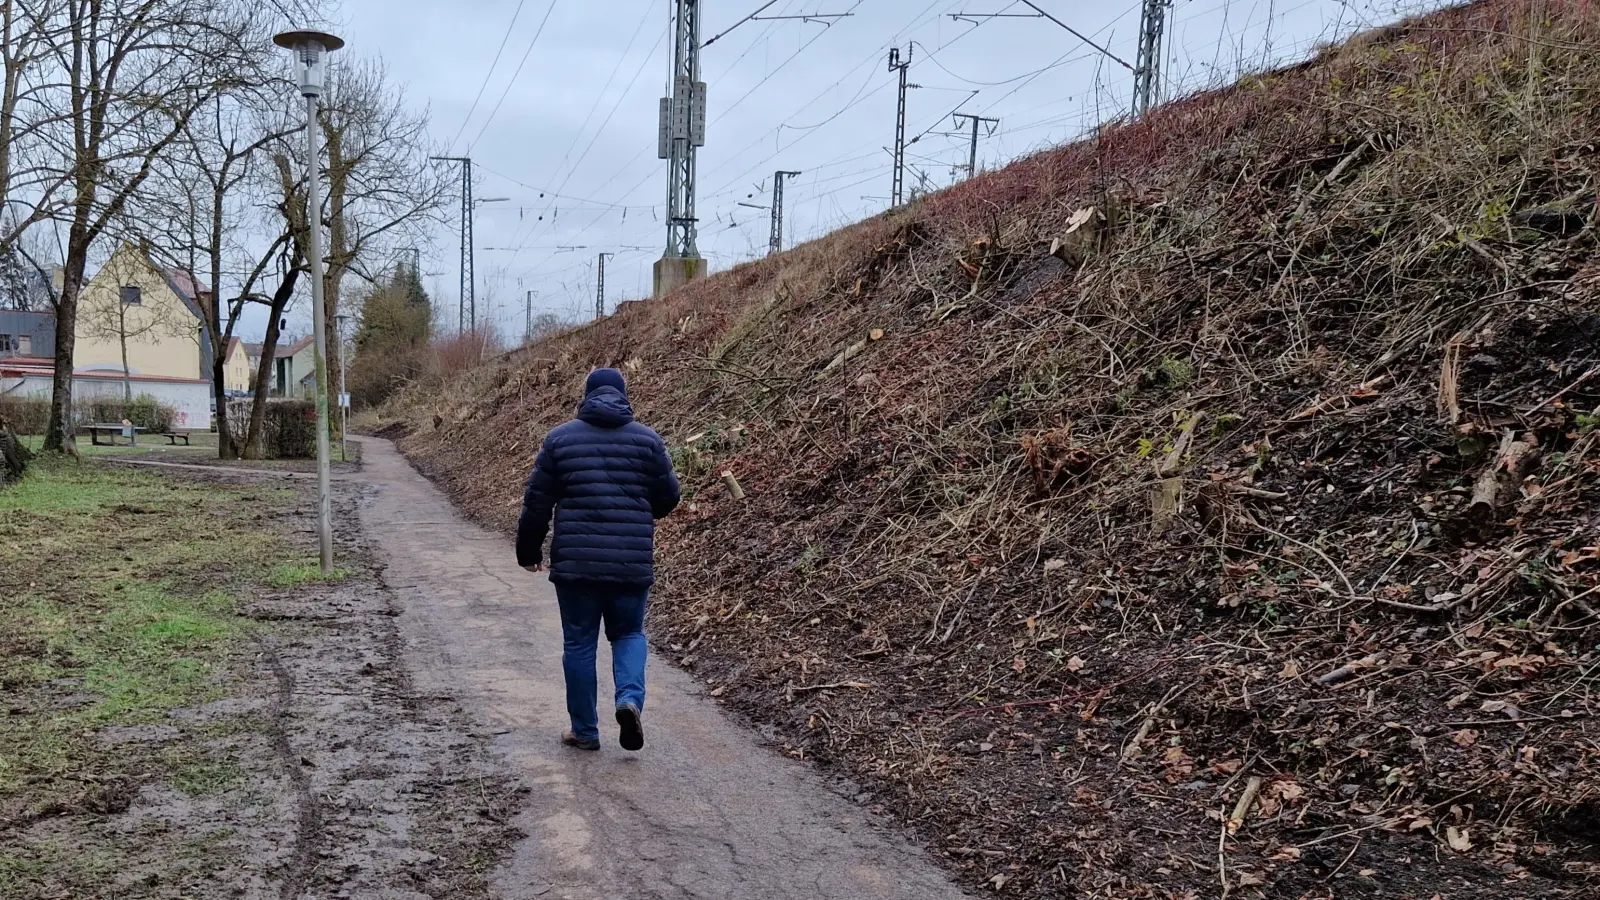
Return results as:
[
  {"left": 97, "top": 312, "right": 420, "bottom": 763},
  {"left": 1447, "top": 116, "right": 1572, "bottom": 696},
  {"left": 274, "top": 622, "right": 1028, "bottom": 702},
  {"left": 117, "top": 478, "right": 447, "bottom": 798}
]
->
[{"left": 562, "top": 730, "right": 600, "bottom": 751}]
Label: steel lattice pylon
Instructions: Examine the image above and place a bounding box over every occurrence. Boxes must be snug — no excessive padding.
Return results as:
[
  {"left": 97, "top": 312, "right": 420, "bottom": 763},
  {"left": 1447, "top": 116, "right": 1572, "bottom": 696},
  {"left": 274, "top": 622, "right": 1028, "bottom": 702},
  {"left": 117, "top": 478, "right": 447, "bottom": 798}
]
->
[{"left": 663, "top": 0, "right": 705, "bottom": 259}]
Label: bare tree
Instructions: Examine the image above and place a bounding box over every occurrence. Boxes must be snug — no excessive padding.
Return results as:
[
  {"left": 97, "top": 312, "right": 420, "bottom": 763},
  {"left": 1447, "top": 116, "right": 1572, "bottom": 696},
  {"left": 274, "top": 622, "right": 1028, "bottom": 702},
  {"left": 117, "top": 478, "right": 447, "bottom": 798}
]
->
[
  {"left": 141, "top": 90, "right": 298, "bottom": 457},
  {"left": 17, "top": 0, "right": 259, "bottom": 453},
  {"left": 0, "top": 0, "right": 68, "bottom": 250},
  {"left": 0, "top": 216, "right": 54, "bottom": 310},
  {"left": 314, "top": 59, "right": 447, "bottom": 426}
]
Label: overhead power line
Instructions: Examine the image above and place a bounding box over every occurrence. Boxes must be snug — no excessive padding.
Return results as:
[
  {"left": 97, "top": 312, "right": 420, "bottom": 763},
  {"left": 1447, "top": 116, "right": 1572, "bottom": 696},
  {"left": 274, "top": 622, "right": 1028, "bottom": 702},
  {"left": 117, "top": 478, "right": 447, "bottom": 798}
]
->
[
  {"left": 710, "top": 0, "right": 868, "bottom": 125},
  {"left": 1018, "top": 0, "right": 1133, "bottom": 70},
  {"left": 502, "top": 20, "right": 669, "bottom": 251},
  {"left": 466, "top": 0, "right": 563, "bottom": 153},
  {"left": 448, "top": 0, "right": 530, "bottom": 152}
]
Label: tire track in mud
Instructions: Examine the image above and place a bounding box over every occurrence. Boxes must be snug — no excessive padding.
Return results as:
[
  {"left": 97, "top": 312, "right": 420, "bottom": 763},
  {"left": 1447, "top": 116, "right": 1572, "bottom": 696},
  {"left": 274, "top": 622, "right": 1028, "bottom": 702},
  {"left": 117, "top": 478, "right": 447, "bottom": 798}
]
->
[{"left": 258, "top": 634, "right": 322, "bottom": 900}]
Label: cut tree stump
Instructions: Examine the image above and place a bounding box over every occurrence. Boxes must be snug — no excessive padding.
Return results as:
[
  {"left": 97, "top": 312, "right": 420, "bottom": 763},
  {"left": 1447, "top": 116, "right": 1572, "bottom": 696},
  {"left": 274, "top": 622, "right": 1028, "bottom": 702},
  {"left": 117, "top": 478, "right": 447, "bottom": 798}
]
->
[
  {"left": 0, "top": 416, "right": 30, "bottom": 485},
  {"left": 1049, "top": 206, "right": 1105, "bottom": 268}
]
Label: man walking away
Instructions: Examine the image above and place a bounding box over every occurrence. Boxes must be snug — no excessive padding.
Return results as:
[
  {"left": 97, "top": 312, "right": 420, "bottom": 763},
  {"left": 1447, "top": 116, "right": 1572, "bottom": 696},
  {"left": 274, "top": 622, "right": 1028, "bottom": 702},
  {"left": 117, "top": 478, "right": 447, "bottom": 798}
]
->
[{"left": 517, "top": 368, "right": 680, "bottom": 751}]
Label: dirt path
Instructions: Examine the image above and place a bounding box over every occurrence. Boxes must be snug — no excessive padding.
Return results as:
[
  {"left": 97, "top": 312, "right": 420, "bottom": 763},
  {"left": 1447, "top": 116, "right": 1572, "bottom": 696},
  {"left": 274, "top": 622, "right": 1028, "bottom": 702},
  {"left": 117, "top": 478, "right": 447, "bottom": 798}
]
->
[{"left": 355, "top": 438, "right": 969, "bottom": 900}]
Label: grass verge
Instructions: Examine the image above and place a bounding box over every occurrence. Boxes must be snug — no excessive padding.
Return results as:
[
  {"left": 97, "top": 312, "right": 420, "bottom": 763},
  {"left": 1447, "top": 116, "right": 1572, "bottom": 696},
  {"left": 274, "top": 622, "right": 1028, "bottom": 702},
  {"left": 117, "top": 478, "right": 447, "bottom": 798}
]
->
[{"left": 0, "top": 457, "right": 296, "bottom": 894}]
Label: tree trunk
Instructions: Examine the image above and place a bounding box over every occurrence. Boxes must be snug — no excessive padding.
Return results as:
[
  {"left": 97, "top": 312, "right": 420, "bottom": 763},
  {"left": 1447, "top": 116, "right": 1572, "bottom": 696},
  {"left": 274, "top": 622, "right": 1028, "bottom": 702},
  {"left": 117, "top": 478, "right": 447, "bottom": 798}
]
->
[
  {"left": 212, "top": 350, "right": 235, "bottom": 459},
  {"left": 324, "top": 270, "right": 342, "bottom": 440},
  {"left": 119, "top": 322, "right": 132, "bottom": 401},
  {"left": 324, "top": 120, "right": 348, "bottom": 434},
  {"left": 43, "top": 236, "right": 87, "bottom": 454},
  {"left": 241, "top": 269, "right": 298, "bottom": 459}
]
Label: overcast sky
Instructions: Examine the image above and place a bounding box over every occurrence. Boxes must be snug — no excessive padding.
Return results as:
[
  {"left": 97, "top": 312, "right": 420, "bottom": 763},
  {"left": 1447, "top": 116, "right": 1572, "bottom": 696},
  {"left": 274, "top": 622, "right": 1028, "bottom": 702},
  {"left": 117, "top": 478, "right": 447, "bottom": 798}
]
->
[{"left": 302, "top": 0, "right": 1444, "bottom": 339}]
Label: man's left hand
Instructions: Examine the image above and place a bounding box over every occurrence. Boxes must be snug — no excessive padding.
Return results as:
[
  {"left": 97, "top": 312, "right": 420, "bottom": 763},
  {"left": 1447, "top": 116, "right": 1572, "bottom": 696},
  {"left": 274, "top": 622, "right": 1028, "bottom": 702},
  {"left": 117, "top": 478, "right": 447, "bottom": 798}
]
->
[{"left": 522, "top": 564, "right": 544, "bottom": 573}]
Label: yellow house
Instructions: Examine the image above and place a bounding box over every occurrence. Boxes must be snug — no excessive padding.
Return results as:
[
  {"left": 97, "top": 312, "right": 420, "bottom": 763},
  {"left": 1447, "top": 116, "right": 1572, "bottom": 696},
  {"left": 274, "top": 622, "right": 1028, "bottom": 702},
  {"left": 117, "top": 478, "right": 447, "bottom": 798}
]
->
[
  {"left": 73, "top": 244, "right": 207, "bottom": 381},
  {"left": 221, "top": 337, "right": 252, "bottom": 394}
]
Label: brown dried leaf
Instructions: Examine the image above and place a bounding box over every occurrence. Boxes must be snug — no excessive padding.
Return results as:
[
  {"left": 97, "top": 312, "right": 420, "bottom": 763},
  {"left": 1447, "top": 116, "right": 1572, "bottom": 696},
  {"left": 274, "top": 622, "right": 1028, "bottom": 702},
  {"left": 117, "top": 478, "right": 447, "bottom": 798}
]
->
[{"left": 1269, "top": 780, "right": 1306, "bottom": 803}]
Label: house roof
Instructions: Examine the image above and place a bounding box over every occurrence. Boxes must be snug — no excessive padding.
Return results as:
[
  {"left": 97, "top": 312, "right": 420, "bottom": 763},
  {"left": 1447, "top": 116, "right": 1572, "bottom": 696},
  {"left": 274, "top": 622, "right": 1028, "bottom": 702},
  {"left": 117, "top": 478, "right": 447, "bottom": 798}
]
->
[
  {"left": 165, "top": 268, "right": 199, "bottom": 303},
  {"left": 73, "top": 369, "right": 209, "bottom": 385},
  {"left": 0, "top": 309, "right": 53, "bottom": 326},
  {"left": 0, "top": 354, "right": 55, "bottom": 372},
  {"left": 0, "top": 357, "right": 206, "bottom": 384},
  {"left": 225, "top": 336, "right": 242, "bottom": 359},
  {"left": 244, "top": 342, "right": 264, "bottom": 359},
  {"left": 276, "top": 335, "right": 314, "bottom": 359}
]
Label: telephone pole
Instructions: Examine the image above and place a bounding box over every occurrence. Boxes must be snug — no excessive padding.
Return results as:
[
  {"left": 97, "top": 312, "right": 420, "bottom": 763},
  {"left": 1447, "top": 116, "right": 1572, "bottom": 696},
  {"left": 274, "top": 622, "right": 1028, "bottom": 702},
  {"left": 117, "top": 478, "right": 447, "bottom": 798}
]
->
[
  {"left": 887, "top": 45, "right": 913, "bottom": 207},
  {"left": 1134, "top": 0, "right": 1172, "bottom": 116},
  {"left": 524, "top": 289, "right": 536, "bottom": 342},
  {"left": 430, "top": 155, "right": 474, "bottom": 332},
  {"left": 655, "top": 0, "right": 708, "bottom": 298},
  {"left": 769, "top": 170, "right": 801, "bottom": 255},
  {"left": 596, "top": 252, "right": 615, "bottom": 320},
  {"left": 952, "top": 113, "right": 999, "bottom": 179}
]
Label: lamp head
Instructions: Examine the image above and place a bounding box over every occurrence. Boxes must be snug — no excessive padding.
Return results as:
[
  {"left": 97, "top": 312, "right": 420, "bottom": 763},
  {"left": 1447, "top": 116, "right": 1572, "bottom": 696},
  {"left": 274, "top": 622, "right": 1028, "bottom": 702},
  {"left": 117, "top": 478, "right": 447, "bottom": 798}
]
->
[{"left": 273, "top": 30, "right": 345, "bottom": 98}]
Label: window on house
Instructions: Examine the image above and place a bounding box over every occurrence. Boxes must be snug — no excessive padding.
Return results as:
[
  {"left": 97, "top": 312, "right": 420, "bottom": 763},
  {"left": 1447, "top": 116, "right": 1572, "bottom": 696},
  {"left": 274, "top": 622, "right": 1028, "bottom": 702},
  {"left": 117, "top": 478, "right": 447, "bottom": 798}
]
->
[
  {"left": 17, "top": 335, "right": 30, "bottom": 354},
  {"left": 120, "top": 285, "right": 142, "bottom": 305},
  {"left": 0, "top": 335, "right": 11, "bottom": 353}
]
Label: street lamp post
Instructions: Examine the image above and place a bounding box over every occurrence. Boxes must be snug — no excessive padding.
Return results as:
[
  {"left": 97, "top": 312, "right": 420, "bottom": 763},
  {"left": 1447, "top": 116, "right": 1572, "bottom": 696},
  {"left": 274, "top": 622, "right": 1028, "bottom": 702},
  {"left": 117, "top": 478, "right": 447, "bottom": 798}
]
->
[{"left": 274, "top": 28, "right": 344, "bottom": 574}]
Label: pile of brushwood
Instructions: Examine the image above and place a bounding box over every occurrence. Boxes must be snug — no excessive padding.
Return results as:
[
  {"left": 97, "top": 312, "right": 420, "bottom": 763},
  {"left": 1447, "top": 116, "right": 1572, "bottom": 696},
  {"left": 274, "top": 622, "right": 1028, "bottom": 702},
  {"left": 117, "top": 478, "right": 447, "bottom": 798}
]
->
[{"left": 387, "top": 1, "right": 1599, "bottom": 895}]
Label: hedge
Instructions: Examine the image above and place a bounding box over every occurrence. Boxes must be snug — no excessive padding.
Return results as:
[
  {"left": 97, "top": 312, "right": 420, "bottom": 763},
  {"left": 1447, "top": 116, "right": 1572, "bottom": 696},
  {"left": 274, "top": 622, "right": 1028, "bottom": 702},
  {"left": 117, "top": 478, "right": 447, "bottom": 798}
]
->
[
  {"left": 0, "top": 395, "right": 178, "bottom": 435},
  {"left": 225, "top": 398, "right": 316, "bottom": 459}
]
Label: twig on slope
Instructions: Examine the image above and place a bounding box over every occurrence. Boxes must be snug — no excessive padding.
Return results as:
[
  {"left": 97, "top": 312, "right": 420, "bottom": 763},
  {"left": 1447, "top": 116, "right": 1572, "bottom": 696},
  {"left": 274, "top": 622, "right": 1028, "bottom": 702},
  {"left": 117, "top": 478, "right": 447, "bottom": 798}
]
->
[
  {"left": 1428, "top": 210, "right": 1512, "bottom": 275},
  {"left": 1371, "top": 547, "right": 1534, "bottom": 614},
  {"left": 1255, "top": 523, "right": 1358, "bottom": 600},
  {"left": 790, "top": 680, "right": 872, "bottom": 693},
  {"left": 1290, "top": 138, "right": 1374, "bottom": 225},
  {"left": 1527, "top": 363, "right": 1599, "bottom": 415},
  {"left": 1228, "top": 776, "right": 1264, "bottom": 833}
]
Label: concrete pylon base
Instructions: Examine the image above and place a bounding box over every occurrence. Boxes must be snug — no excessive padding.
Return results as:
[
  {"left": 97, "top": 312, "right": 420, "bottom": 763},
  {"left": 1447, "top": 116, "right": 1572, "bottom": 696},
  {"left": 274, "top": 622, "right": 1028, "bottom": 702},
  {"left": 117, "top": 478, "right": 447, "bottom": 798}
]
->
[{"left": 653, "top": 255, "right": 708, "bottom": 299}]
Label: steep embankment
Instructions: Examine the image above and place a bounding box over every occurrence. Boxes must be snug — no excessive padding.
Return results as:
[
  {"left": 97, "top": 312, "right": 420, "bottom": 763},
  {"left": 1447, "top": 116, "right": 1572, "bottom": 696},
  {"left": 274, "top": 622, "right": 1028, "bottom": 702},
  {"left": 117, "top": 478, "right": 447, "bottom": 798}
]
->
[{"left": 386, "top": 2, "right": 1599, "bottom": 895}]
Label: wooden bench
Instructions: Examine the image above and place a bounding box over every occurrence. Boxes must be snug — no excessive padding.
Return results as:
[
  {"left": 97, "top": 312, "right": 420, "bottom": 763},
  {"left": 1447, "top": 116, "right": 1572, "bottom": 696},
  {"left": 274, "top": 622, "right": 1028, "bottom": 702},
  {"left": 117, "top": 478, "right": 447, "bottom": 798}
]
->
[
  {"left": 84, "top": 423, "right": 144, "bottom": 446},
  {"left": 160, "top": 429, "right": 197, "bottom": 446}
]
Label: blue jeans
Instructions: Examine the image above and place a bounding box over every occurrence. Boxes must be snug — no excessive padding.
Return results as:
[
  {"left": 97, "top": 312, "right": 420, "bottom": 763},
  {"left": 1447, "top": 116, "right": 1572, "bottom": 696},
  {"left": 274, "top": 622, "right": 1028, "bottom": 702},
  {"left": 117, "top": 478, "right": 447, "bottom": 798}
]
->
[{"left": 553, "top": 582, "right": 649, "bottom": 742}]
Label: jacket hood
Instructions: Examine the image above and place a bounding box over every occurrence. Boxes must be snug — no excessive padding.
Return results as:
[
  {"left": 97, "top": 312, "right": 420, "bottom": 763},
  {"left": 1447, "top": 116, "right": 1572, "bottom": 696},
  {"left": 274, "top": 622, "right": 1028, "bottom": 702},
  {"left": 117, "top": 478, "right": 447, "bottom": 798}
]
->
[
  {"left": 585, "top": 367, "right": 627, "bottom": 397},
  {"left": 576, "top": 386, "right": 635, "bottom": 428}
]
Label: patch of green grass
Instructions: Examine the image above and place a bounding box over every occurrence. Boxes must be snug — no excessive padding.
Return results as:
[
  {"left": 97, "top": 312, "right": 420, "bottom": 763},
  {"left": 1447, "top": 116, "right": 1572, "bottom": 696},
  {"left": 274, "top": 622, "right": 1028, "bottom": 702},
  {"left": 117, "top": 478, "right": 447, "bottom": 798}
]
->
[
  {"left": 1158, "top": 356, "right": 1196, "bottom": 388},
  {"left": 266, "top": 561, "right": 349, "bottom": 588},
  {"left": 71, "top": 586, "right": 248, "bottom": 723},
  {"left": 0, "top": 844, "right": 120, "bottom": 894},
  {"left": 163, "top": 745, "right": 245, "bottom": 797}
]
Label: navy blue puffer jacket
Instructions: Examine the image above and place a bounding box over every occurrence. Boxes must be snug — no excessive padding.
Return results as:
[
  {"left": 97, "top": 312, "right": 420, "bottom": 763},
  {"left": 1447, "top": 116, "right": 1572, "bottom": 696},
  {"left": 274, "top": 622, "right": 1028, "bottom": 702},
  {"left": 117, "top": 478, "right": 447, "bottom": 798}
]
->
[{"left": 515, "top": 373, "right": 680, "bottom": 585}]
